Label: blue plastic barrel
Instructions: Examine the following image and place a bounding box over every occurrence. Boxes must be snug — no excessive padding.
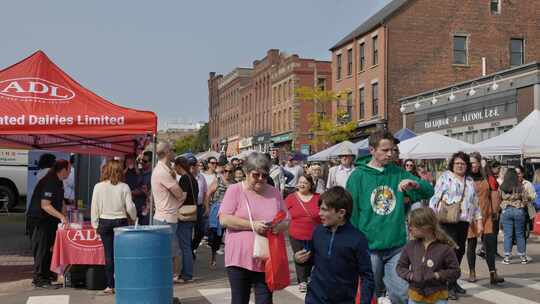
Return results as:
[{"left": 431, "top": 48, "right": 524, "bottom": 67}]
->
[{"left": 114, "top": 225, "right": 173, "bottom": 304}]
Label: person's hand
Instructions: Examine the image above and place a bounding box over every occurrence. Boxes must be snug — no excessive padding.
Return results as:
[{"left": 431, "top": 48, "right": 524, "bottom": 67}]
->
[
  {"left": 434, "top": 272, "right": 441, "bottom": 280},
  {"left": 398, "top": 179, "right": 420, "bottom": 192},
  {"left": 252, "top": 221, "right": 269, "bottom": 235},
  {"left": 294, "top": 249, "right": 311, "bottom": 264},
  {"left": 203, "top": 206, "right": 210, "bottom": 217},
  {"left": 60, "top": 215, "right": 68, "bottom": 225},
  {"left": 476, "top": 220, "right": 484, "bottom": 235}
]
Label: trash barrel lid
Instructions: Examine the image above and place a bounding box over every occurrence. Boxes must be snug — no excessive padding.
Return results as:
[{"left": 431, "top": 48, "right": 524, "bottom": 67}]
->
[{"left": 114, "top": 225, "right": 173, "bottom": 234}]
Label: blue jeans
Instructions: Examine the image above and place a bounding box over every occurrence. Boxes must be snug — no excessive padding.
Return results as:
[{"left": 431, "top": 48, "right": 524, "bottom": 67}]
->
[
  {"left": 153, "top": 218, "right": 179, "bottom": 256},
  {"left": 371, "top": 246, "right": 408, "bottom": 304},
  {"left": 177, "top": 221, "right": 194, "bottom": 280},
  {"left": 502, "top": 207, "right": 527, "bottom": 256},
  {"left": 409, "top": 300, "right": 447, "bottom": 304}
]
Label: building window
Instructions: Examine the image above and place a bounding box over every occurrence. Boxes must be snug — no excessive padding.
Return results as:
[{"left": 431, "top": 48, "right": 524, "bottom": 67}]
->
[
  {"left": 337, "top": 54, "right": 342, "bottom": 80},
  {"left": 372, "top": 83, "right": 379, "bottom": 116},
  {"left": 510, "top": 38, "right": 524, "bottom": 66},
  {"left": 490, "top": 0, "right": 501, "bottom": 14},
  {"left": 453, "top": 35, "right": 468, "bottom": 65},
  {"left": 347, "top": 49, "right": 353, "bottom": 76},
  {"left": 345, "top": 92, "right": 353, "bottom": 121},
  {"left": 372, "top": 36, "right": 379, "bottom": 66},
  {"left": 359, "top": 43, "right": 365, "bottom": 71},
  {"left": 359, "top": 87, "right": 365, "bottom": 119},
  {"left": 317, "top": 78, "right": 326, "bottom": 91}
]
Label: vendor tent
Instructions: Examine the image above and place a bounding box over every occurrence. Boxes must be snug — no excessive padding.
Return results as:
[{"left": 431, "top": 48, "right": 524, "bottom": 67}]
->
[
  {"left": 355, "top": 128, "right": 417, "bottom": 156},
  {"left": 0, "top": 51, "right": 157, "bottom": 156},
  {"left": 307, "top": 141, "right": 356, "bottom": 162},
  {"left": 196, "top": 150, "right": 220, "bottom": 161},
  {"left": 466, "top": 110, "right": 540, "bottom": 157},
  {"left": 399, "top": 132, "right": 471, "bottom": 159}
]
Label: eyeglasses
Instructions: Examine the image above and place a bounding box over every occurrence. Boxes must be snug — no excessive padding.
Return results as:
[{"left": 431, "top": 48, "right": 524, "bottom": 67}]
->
[
  {"left": 250, "top": 172, "right": 268, "bottom": 180},
  {"left": 454, "top": 162, "right": 467, "bottom": 166},
  {"left": 141, "top": 159, "right": 149, "bottom": 164},
  {"left": 209, "top": 161, "right": 218, "bottom": 165},
  {"left": 405, "top": 163, "right": 414, "bottom": 167},
  {"left": 224, "top": 170, "right": 233, "bottom": 173}
]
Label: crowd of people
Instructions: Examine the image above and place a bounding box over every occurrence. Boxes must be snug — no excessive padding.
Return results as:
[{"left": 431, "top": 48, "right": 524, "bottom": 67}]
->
[{"left": 26, "top": 129, "right": 540, "bottom": 304}]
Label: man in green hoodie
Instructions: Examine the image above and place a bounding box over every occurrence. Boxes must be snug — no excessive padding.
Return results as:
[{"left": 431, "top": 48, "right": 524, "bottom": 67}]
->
[{"left": 346, "top": 130, "right": 434, "bottom": 304}]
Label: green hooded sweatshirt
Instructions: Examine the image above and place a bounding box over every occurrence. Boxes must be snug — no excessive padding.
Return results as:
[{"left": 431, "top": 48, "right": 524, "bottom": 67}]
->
[{"left": 346, "top": 155, "right": 434, "bottom": 251}]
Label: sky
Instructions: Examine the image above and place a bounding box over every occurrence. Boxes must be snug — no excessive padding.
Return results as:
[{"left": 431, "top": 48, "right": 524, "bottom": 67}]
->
[{"left": 1, "top": 0, "right": 391, "bottom": 130}]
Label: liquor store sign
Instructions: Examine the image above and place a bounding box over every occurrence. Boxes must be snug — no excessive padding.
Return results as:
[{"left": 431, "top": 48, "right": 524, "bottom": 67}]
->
[{"left": 414, "top": 99, "right": 516, "bottom": 133}]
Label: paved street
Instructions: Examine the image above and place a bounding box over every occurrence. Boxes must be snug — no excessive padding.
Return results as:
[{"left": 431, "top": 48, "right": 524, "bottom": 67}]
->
[{"left": 1, "top": 216, "right": 540, "bottom": 304}]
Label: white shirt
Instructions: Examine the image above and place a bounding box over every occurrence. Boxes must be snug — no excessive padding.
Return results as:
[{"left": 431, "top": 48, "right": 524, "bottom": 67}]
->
[
  {"left": 202, "top": 172, "right": 217, "bottom": 188},
  {"left": 91, "top": 181, "right": 137, "bottom": 229},
  {"left": 63, "top": 169, "right": 75, "bottom": 201},
  {"left": 284, "top": 165, "right": 303, "bottom": 188},
  {"left": 327, "top": 165, "right": 354, "bottom": 189}
]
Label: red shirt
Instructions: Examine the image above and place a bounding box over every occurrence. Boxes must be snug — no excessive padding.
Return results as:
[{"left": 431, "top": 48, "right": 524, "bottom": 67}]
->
[
  {"left": 488, "top": 175, "right": 499, "bottom": 191},
  {"left": 285, "top": 193, "right": 321, "bottom": 240}
]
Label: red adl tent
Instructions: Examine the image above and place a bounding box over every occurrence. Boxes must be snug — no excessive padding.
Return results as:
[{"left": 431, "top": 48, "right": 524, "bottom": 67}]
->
[{"left": 0, "top": 51, "right": 157, "bottom": 156}]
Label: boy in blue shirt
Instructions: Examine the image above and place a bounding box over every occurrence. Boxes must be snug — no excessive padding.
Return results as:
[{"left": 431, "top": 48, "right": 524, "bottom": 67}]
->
[{"left": 295, "top": 186, "right": 374, "bottom": 304}]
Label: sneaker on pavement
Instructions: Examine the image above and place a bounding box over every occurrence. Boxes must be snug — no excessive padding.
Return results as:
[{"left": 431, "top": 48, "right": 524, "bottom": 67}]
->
[
  {"left": 521, "top": 256, "right": 531, "bottom": 264},
  {"left": 502, "top": 256, "right": 511, "bottom": 265},
  {"left": 35, "top": 282, "right": 61, "bottom": 290},
  {"left": 298, "top": 282, "right": 307, "bottom": 293},
  {"left": 217, "top": 248, "right": 224, "bottom": 255}
]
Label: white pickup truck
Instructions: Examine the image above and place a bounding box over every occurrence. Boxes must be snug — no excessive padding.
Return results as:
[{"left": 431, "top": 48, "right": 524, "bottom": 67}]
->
[{"left": 0, "top": 149, "right": 28, "bottom": 210}]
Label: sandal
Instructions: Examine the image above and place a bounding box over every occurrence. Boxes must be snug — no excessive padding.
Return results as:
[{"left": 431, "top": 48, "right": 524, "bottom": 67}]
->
[
  {"left": 98, "top": 287, "right": 114, "bottom": 295},
  {"left": 209, "top": 260, "right": 217, "bottom": 269}
]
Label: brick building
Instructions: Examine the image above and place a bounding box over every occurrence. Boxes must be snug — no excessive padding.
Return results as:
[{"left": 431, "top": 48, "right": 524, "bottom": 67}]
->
[
  {"left": 330, "top": 0, "right": 540, "bottom": 137},
  {"left": 209, "top": 50, "right": 331, "bottom": 156}
]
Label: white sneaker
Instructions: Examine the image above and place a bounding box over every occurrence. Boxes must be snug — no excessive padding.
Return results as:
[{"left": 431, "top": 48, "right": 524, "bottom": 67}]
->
[
  {"left": 377, "top": 297, "right": 392, "bottom": 304},
  {"left": 217, "top": 248, "right": 225, "bottom": 255}
]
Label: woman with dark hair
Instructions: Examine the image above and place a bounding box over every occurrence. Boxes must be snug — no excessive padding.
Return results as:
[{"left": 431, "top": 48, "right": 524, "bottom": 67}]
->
[
  {"left": 173, "top": 156, "right": 199, "bottom": 283},
  {"left": 500, "top": 168, "right": 534, "bottom": 265},
  {"left": 465, "top": 153, "right": 504, "bottom": 285},
  {"left": 284, "top": 174, "right": 321, "bottom": 292},
  {"left": 403, "top": 159, "right": 420, "bottom": 178},
  {"left": 429, "top": 151, "right": 482, "bottom": 300}
]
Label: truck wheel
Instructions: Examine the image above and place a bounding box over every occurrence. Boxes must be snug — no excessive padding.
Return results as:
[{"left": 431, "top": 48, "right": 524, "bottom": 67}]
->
[{"left": 0, "top": 185, "right": 17, "bottom": 210}]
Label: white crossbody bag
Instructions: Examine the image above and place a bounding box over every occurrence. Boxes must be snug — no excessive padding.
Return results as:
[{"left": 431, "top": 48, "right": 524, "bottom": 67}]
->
[{"left": 244, "top": 193, "right": 269, "bottom": 260}]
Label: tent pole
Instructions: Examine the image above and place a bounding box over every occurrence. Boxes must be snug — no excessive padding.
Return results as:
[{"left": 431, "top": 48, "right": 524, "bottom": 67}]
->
[{"left": 149, "top": 134, "right": 157, "bottom": 225}]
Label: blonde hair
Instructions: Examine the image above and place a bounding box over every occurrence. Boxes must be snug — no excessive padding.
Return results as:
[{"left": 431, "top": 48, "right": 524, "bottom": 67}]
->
[
  {"left": 408, "top": 207, "right": 457, "bottom": 248},
  {"left": 534, "top": 169, "right": 540, "bottom": 184},
  {"left": 101, "top": 159, "right": 123, "bottom": 185}
]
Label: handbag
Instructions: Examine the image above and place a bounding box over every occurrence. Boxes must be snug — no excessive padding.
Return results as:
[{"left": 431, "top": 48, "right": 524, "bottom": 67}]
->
[
  {"left": 527, "top": 201, "right": 537, "bottom": 220},
  {"left": 178, "top": 176, "right": 198, "bottom": 222},
  {"left": 244, "top": 193, "right": 269, "bottom": 260},
  {"left": 436, "top": 181, "right": 467, "bottom": 224}
]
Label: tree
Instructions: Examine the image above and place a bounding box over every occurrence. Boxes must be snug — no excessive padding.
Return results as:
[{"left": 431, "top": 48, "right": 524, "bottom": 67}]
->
[
  {"left": 173, "top": 123, "right": 209, "bottom": 154},
  {"left": 295, "top": 86, "right": 357, "bottom": 148}
]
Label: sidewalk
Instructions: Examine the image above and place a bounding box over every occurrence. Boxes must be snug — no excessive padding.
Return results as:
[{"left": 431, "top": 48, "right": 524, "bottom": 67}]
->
[{"left": 0, "top": 213, "right": 33, "bottom": 286}]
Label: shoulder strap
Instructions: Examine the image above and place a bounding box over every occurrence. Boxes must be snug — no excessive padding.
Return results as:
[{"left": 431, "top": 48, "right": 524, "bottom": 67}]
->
[
  {"left": 241, "top": 189, "right": 256, "bottom": 233},
  {"left": 296, "top": 193, "right": 313, "bottom": 218}
]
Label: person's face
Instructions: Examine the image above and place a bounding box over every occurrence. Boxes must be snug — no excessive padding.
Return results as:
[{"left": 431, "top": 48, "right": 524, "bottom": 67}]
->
[
  {"left": 247, "top": 169, "right": 268, "bottom": 192},
  {"left": 141, "top": 156, "right": 152, "bottom": 170},
  {"left": 404, "top": 161, "right": 415, "bottom": 172},
  {"left": 492, "top": 167, "right": 500, "bottom": 178},
  {"left": 59, "top": 165, "right": 71, "bottom": 180},
  {"left": 369, "top": 139, "right": 394, "bottom": 166},
  {"left": 234, "top": 170, "right": 245, "bottom": 182},
  {"left": 340, "top": 155, "right": 353, "bottom": 167},
  {"left": 470, "top": 158, "right": 481, "bottom": 174},
  {"left": 297, "top": 176, "right": 312, "bottom": 194},
  {"left": 222, "top": 165, "right": 233, "bottom": 179},
  {"left": 310, "top": 166, "right": 322, "bottom": 178},
  {"left": 392, "top": 146, "right": 400, "bottom": 162},
  {"left": 166, "top": 150, "right": 175, "bottom": 163},
  {"left": 174, "top": 164, "right": 185, "bottom": 175},
  {"left": 190, "top": 164, "right": 198, "bottom": 175},
  {"left": 516, "top": 168, "right": 524, "bottom": 182},
  {"left": 215, "top": 165, "right": 224, "bottom": 174},
  {"left": 208, "top": 159, "right": 218, "bottom": 170},
  {"left": 197, "top": 162, "right": 204, "bottom": 171},
  {"left": 126, "top": 158, "right": 136, "bottom": 169},
  {"left": 270, "top": 150, "right": 278, "bottom": 159},
  {"left": 319, "top": 202, "right": 346, "bottom": 228},
  {"left": 452, "top": 157, "right": 467, "bottom": 177},
  {"left": 409, "top": 225, "right": 433, "bottom": 240},
  {"left": 232, "top": 160, "right": 239, "bottom": 167}
]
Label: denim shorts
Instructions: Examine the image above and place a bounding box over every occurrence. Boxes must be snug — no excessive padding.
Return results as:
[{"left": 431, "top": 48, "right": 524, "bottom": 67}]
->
[{"left": 153, "top": 218, "right": 179, "bottom": 257}]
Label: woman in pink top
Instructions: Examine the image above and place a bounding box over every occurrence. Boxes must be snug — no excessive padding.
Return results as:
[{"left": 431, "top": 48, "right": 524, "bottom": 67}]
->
[
  {"left": 219, "top": 152, "right": 289, "bottom": 304},
  {"left": 284, "top": 174, "right": 321, "bottom": 293}
]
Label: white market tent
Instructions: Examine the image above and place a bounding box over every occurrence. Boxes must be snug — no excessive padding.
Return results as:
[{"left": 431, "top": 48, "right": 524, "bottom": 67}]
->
[
  {"left": 307, "top": 141, "right": 356, "bottom": 162},
  {"left": 465, "top": 110, "right": 540, "bottom": 157},
  {"left": 399, "top": 132, "right": 472, "bottom": 159},
  {"left": 196, "top": 150, "right": 220, "bottom": 160}
]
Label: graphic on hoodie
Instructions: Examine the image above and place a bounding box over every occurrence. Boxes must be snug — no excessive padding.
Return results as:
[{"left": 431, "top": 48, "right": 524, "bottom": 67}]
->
[{"left": 370, "top": 185, "right": 396, "bottom": 215}]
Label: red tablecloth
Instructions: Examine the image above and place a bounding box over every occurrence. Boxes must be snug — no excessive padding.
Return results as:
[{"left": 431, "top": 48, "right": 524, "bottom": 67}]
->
[{"left": 50, "top": 223, "right": 105, "bottom": 274}]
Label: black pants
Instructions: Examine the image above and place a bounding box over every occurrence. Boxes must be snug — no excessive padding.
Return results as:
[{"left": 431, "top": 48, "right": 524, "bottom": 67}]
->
[
  {"left": 440, "top": 221, "right": 469, "bottom": 285},
  {"left": 97, "top": 218, "right": 129, "bottom": 289},
  {"left": 209, "top": 228, "right": 222, "bottom": 256},
  {"left": 31, "top": 220, "right": 58, "bottom": 284},
  {"left": 192, "top": 207, "right": 206, "bottom": 251},
  {"left": 226, "top": 266, "right": 272, "bottom": 304},
  {"left": 467, "top": 233, "right": 497, "bottom": 272},
  {"left": 289, "top": 237, "right": 313, "bottom": 284}
]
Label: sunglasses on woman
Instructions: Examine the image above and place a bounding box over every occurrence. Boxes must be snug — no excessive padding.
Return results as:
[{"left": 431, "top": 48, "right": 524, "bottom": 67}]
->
[{"left": 250, "top": 172, "right": 268, "bottom": 180}]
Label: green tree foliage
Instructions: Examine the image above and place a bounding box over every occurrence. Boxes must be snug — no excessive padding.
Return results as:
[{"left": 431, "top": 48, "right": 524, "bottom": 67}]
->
[
  {"left": 173, "top": 123, "right": 209, "bottom": 154},
  {"left": 296, "top": 87, "right": 357, "bottom": 147}
]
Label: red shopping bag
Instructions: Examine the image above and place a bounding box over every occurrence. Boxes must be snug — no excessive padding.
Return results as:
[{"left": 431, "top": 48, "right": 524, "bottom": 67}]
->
[
  {"left": 533, "top": 212, "right": 540, "bottom": 235},
  {"left": 265, "top": 211, "right": 290, "bottom": 292},
  {"left": 355, "top": 279, "right": 377, "bottom": 304}
]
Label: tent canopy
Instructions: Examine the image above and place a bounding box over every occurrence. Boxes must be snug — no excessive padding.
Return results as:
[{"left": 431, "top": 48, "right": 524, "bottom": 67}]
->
[
  {"left": 394, "top": 128, "right": 417, "bottom": 142},
  {"left": 466, "top": 110, "right": 540, "bottom": 157},
  {"left": 399, "top": 132, "right": 471, "bottom": 160},
  {"left": 356, "top": 128, "right": 417, "bottom": 156},
  {"left": 307, "top": 141, "right": 356, "bottom": 162},
  {"left": 0, "top": 51, "right": 157, "bottom": 155}
]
